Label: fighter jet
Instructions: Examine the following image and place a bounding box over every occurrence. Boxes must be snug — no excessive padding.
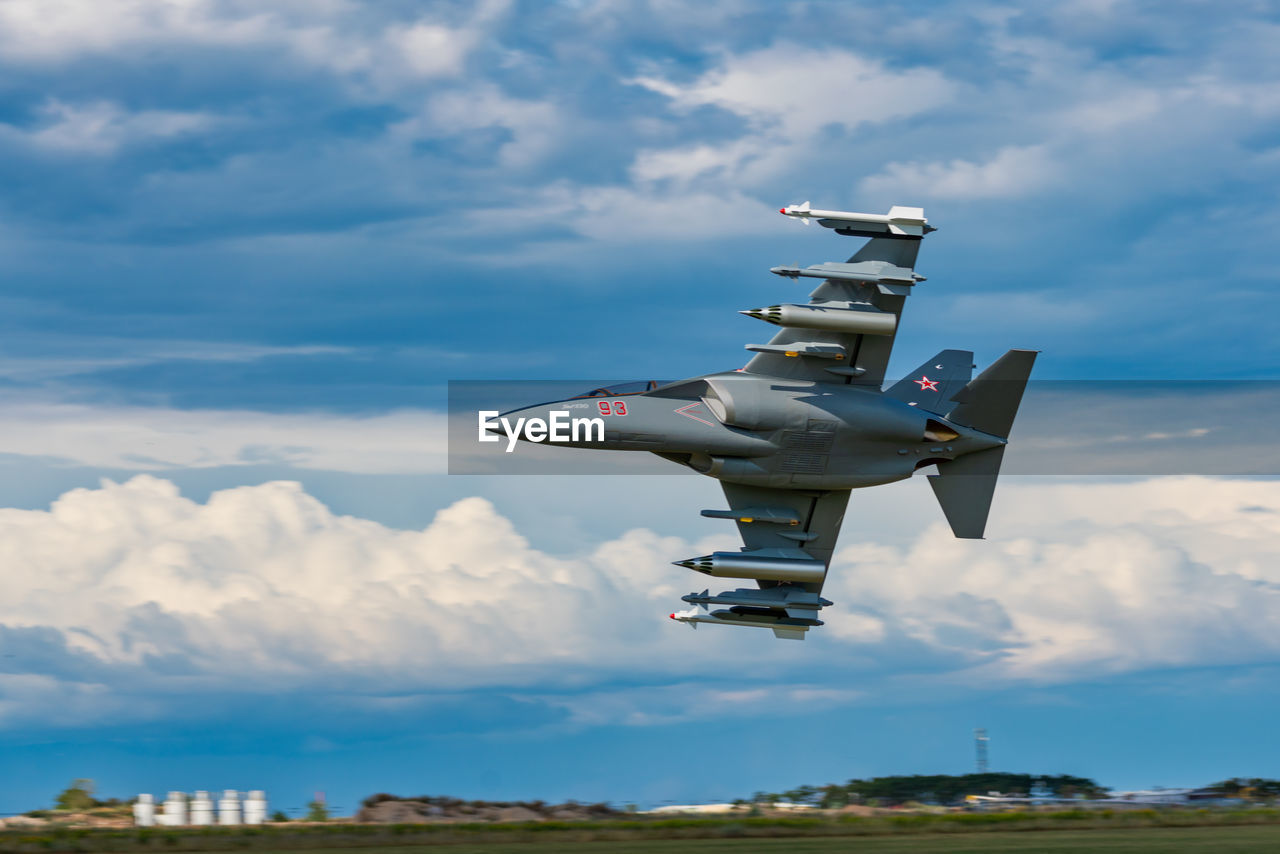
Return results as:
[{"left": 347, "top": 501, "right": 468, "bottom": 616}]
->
[{"left": 498, "top": 204, "right": 1036, "bottom": 639}]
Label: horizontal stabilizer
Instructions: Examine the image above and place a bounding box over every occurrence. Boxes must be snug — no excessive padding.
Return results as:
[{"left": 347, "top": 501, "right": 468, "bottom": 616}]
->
[
  {"left": 946, "top": 349, "right": 1037, "bottom": 439},
  {"left": 928, "top": 447, "right": 1006, "bottom": 539},
  {"left": 884, "top": 349, "right": 973, "bottom": 413}
]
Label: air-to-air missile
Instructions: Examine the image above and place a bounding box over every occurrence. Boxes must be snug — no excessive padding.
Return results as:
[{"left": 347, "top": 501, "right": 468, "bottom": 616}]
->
[
  {"left": 681, "top": 587, "right": 832, "bottom": 616},
  {"left": 668, "top": 606, "right": 819, "bottom": 641},
  {"left": 494, "top": 202, "right": 1037, "bottom": 640},
  {"left": 767, "top": 262, "right": 925, "bottom": 285},
  {"left": 779, "top": 202, "right": 933, "bottom": 236}
]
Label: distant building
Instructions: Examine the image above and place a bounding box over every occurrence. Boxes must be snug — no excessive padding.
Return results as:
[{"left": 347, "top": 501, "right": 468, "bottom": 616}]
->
[{"left": 640, "top": 803, "right": 738, "bottom": 815}]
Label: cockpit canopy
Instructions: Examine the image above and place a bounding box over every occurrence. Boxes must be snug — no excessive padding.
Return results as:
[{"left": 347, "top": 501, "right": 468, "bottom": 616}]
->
[{"left": 572, "top": 380, "right": 667, "bottom": 398}]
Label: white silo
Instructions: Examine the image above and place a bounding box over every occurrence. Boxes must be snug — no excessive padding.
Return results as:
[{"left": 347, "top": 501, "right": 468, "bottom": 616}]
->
[
  {"left": 132, "top": 794, "right": 155, "bottom": 827},
  {"left": 217, "top": 790, "right": 241, "bottom": 825},
  {"left": 242, "top": 791, "right": 267, "bottom": 825},
  {"left": 162, "top": 791, "right": 187, "bottom": 826},
  {"left": 190, "top": 791, "right": 214, "bottom": 825}
]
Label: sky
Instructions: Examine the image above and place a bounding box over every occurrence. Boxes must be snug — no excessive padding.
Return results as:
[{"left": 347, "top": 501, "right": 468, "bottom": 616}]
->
[{"left": 1, "top": 0, "right": 1280, "bottom": 816}]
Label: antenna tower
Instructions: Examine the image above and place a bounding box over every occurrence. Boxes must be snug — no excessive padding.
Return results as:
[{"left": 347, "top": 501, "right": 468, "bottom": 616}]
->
[{"left": 974, "top": 728, "right": 989, "bottom": 773}]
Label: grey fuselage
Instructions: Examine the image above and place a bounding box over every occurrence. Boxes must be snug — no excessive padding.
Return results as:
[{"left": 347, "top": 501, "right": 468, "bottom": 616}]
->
[{"left": 503, "top": 371, "right": 1005, "bottom": 490}]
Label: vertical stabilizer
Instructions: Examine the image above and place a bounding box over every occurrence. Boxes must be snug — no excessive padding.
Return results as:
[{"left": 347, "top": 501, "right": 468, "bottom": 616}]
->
[
  {"left": 945, "top": 349, "right": 1037, "bottom": 439},
  {"left": 884, "top": 349, "right": 974, "bottom": 413},
  {"left": 929, "top": 348, "right": 1037, "bottom": 539}
]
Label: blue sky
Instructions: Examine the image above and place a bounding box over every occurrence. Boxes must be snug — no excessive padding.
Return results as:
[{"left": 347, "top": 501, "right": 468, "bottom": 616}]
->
[{"left": 1, "top": 0, "right": 1280, "bottom": 816}]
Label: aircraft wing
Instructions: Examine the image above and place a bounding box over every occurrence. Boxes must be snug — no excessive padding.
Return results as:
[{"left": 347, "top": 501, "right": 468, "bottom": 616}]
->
[
  {"left": 673, "top": 482, "right": 850, "bottom": 640},
  {"left": 743, "top": 206, "right": 932, "bottom": 388},
  {"left": 716, "top": 482, "right": 850, "bottom": 586}
]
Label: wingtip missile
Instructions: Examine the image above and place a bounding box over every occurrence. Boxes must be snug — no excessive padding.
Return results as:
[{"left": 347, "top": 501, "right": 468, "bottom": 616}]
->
[
  {"left": 669, "top": 606, "right": 701, "bottom": 629},
  {"left": 779, "top": 201, "right": 813, "bottom": 224},
  {"left": 778, "top": 203, "right": 933, "bottom": 236}
]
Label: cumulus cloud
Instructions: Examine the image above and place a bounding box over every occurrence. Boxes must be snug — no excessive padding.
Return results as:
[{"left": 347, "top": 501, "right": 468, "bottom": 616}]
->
[
  {"left": 0, "top": 474, "right": 1278, "bottom": 730},
  {"left": 0, "top": 475, "right": 749, "bottom": 726},
  {"left": 825, "top": 477, "right": 1280, "bottom": 680}
]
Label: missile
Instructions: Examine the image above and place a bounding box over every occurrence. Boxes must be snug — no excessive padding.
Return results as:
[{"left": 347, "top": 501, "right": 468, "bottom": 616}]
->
[
  {"left": 673, "top": 551, "right": 826, "bottom": 584},
  {"left": 681, "top": 586, "right": 833, "bottom": 614},
  {"left": 668, "top": 606, "right": 818, "bottom": 640},
  {"left": 669, "top": 606, "right": 702, "bottom": 625},
  {"left": 769, "top": 262, "right": 925, "bottom": 285},
  {"left": 741, "top": 303, "right": 897, "bottom": 336},
  {"left": 779, "top": 202, "right": 932, "bottom": 237}
]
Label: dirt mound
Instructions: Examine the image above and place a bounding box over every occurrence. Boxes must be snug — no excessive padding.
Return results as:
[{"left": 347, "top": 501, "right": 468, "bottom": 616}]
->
[
  {"left": 355, "top": 795, "right": 619, "bottom": 824},
  {"left": 837, "top": 804, "right": 881, "bottom": 817}
]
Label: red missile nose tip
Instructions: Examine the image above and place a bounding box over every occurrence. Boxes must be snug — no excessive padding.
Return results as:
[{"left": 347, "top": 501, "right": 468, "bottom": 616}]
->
[
  {"left": 669, "top": 613, "right": 676, "bottom": 620},
  {"left": 779, "top": 208, "right": 786, "bottom": 214}
]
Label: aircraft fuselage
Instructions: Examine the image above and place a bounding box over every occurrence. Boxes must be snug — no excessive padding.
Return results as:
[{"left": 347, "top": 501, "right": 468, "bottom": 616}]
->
[{"left": 502, "top": 371, "right": 1005, "bottom": 490}]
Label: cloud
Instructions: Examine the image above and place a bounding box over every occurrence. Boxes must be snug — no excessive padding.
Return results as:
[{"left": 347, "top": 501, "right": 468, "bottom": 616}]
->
[
  {"left": 0, "top": 0, "right": 503, "bottom": 86},
  {"left": 0, "top": 99, "right": 219, "bottom": 156},
  {"left": 393, "top": 84, "right": 561, "bottom": 169},
  {"left": 631, "top": 45, "right": 954, "bottom": 133},
  {"left": 0, "top": 404, "right": 448, "bottom": 473},
  {"left": 628, "top": 44, "right": 955, "bottom": 188},
  {"left": 0, "top": 0, "right": 275, "bottom": 64},
  {"left": 383, "top": 19, "right": 480, "bottom": 80},
  {"left": 0, "top": 474, "right": 1278, "bottom": 731},
  {"left": 464, "top": 183, "right": 779, "bottom": 243},
  {"left": 0, "top": 475, "right": 750, "bottom": 727},
  {"left": 532, "top": 682, "right": 864, "bottom": 727},
  {"left": 860, "top": 145, "right": 1059, "bottom": 200},
  {"left": 825, "top": 477, "right": 1280, "bottom": 680},
  {"left": 0, "top": 340, "right": 351, "bottom": 384},
  {"left": 0, "top": 5, "right": 1278, "bottom": 435}
]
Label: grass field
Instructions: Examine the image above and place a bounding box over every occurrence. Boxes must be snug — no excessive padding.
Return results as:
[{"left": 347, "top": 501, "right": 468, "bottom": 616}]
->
[
  {"left": 162, "top": 825, "right": 1280, "bottom": 853},
  {"left": 8, "top": 812, "right": 1280, "bottom": 853}
]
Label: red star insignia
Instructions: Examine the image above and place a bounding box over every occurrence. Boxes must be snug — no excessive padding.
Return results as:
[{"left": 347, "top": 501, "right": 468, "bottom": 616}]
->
[{"left": 914, "top": 375, "right": 940, "bottom": 392}]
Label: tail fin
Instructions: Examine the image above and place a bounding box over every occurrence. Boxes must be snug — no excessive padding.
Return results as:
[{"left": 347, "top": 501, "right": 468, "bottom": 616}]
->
[
  {"left": 928, "top": 349, "right": 1037, "bottom": 539},
  {"left": 884, "top": 350, "right": 974, "bottom": 413},
  {"left": 928, "top": 447, "right": 1005, "bottom": 539},
  {"left": 945, "top": 349, "right": 1037, "bottom": 439}
]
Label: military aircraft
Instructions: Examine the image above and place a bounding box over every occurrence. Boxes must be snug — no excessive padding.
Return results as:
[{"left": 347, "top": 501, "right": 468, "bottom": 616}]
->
[{"left": 498, "top": 203, "right": 1036, "bottom": 639}]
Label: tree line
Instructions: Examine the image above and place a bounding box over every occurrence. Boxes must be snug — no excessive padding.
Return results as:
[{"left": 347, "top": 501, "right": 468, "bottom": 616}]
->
[{"left": 749, "top": 773, "right": 1110, "bottom": 807}]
